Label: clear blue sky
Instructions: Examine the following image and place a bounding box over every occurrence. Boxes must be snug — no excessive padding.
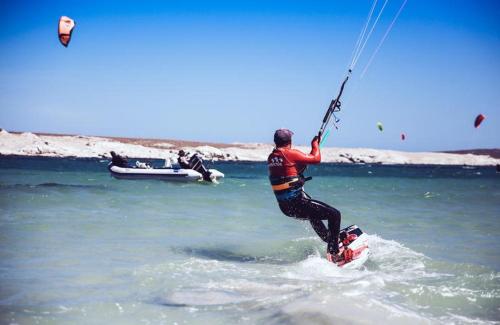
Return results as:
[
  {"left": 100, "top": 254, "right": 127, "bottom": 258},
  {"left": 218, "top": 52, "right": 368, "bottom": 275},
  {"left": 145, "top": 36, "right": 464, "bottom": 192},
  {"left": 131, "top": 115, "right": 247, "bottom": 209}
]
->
[{"left": 1, "top": 0, "right": 499, "bottom": 151}]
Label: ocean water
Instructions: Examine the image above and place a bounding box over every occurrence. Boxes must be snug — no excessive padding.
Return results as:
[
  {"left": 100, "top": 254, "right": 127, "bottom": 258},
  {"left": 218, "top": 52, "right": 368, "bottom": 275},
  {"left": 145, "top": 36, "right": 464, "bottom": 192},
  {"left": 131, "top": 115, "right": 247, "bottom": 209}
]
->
[{"left": 0, "top": 157, "right": 499, "bottom": 324}]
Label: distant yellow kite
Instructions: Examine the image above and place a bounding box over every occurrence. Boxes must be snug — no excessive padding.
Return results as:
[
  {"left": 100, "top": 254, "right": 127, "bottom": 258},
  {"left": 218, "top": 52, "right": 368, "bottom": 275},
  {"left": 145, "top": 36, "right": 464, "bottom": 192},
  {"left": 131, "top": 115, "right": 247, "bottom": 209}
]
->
[{"left": 58, "top": 16, "right": 75, "bottom": 47}]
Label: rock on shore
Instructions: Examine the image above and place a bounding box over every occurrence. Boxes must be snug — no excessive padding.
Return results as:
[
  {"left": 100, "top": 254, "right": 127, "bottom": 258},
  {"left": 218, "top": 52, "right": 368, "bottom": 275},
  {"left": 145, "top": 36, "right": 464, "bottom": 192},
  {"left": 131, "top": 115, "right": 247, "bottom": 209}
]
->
[{"left": 0, "top": 130, "right": 499, "bottom": 166}]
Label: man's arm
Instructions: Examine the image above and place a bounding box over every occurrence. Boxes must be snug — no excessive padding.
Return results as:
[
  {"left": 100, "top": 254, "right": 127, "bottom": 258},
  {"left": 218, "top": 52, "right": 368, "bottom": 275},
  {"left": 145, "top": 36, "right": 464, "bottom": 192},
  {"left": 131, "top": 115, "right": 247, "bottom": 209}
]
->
[
  {"left": 287, "top": 137, "right": 321, "bottom": 164},
  {"left": 178, "top": 157, "right": 191, "bottom": 169}
]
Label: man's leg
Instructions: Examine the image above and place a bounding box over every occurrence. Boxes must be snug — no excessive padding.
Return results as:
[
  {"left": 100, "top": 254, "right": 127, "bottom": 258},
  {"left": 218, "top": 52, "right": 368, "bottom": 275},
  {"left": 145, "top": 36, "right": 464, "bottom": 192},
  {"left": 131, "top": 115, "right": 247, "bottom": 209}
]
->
[
  {"left": 302, "top": 197, "right": 341, "bottom": 254},
  {"left": 279, "top": 194, "right": 341, "bottom": 253}
]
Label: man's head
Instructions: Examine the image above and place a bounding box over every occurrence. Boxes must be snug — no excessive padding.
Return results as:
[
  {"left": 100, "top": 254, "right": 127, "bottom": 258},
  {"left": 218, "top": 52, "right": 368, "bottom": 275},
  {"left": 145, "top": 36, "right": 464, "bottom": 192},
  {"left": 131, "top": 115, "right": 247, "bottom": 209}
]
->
[
  {"left": 274, "top": 128, "right": 294, "bottom": 147},
  {"left": 178, "top": 150, "right": 186, "bottom": 157},
  {"left": 110, "top": 151, "right": 117, "bottom": 157}
]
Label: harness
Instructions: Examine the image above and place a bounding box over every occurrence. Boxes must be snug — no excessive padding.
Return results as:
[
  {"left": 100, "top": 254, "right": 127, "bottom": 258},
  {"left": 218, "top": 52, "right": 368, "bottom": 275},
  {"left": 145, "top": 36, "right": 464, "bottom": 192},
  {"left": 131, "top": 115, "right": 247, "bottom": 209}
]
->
[
  {"left": 270, "top": 176, "right": 300, "bottom": 191},
  {"left": 269, "top": 148, "right": 313, "bottom": 200}
]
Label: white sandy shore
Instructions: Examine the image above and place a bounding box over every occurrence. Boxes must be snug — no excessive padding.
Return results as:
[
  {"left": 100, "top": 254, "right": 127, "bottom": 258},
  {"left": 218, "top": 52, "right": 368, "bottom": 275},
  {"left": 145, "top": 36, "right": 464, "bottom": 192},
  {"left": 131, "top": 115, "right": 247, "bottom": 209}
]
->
[{"left": 1, "top": 130, "right": 499, "bottom": 166}]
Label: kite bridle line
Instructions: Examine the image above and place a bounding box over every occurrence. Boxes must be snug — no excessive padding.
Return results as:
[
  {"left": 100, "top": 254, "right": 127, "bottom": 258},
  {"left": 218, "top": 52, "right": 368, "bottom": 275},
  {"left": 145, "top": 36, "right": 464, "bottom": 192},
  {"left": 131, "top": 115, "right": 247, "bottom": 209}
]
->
[
  {"left": 360, "top": 0, "right": 408, "bottom": 79},
  {"left": 318, "top": 0, "right": 407, "bottom": 148}
]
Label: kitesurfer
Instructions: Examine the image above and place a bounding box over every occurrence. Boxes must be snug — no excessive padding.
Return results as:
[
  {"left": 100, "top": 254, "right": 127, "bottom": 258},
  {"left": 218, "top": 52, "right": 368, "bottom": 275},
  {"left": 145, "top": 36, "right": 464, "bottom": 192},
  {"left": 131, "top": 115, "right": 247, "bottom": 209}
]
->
[
  {"left": 110, "top": 151, "right": 129, "bottom": 168},
  {"left": 177, "top": 150, "right": 191, "bottom": 169},
  {"left": 267, "top": 129, "right": 342, "bottom": 262}
]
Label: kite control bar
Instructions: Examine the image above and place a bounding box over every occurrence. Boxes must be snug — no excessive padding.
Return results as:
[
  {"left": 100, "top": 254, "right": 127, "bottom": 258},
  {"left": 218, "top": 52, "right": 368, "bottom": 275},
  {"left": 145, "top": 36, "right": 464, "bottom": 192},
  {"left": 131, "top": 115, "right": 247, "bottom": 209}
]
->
[{"left": 318, "top": 69, "right": 351, "bottom": 137}]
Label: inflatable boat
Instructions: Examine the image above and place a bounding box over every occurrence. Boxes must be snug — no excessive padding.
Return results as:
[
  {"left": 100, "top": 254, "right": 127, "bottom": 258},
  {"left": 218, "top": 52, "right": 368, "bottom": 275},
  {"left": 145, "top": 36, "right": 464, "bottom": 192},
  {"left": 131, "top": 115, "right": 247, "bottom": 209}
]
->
[
  {"left": 108, "top": 152, "right": 224, "bottom": 183},
  {"left": 108, "top": 163, "right": 222, "bottom": 181},
  {"left": 108, "top": 164, "right": 224, "bottom": 182}
]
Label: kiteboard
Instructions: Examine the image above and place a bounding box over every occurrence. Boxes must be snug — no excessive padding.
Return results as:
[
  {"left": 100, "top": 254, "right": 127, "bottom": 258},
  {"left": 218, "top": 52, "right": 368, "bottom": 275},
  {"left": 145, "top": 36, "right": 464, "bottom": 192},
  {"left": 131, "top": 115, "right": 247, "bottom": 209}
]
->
[{"left": 332, "top": 224, "right": 370, "bottom": 268}]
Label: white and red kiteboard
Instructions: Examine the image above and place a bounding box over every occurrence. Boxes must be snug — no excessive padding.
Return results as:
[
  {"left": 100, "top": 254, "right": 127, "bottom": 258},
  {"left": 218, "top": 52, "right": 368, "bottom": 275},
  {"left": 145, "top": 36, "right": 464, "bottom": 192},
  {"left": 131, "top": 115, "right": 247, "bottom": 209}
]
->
[{"left": 333, "top": 225, "right": 370, "bottom": 268}]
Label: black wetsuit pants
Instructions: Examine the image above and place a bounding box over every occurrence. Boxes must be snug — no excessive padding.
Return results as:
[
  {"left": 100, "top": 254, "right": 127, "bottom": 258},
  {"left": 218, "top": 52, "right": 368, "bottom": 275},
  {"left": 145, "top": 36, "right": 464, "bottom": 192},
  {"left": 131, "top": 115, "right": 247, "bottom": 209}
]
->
[{"left": 278, "top": 192, "right": 341, "bottom": 254}]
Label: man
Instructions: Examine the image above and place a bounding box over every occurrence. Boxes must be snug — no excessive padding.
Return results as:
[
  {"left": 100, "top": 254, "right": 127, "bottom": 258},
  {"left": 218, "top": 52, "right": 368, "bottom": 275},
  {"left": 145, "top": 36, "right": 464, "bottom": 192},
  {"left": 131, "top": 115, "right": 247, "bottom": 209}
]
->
[
  {"left": 177, "top": 150, "right": 191, "bottom": 169},
  {"left": 267, "top": 129, "right": 342, "bottom": 262},
  {"left": 110, "top": 151, "right": 128, "bottom": 168}
]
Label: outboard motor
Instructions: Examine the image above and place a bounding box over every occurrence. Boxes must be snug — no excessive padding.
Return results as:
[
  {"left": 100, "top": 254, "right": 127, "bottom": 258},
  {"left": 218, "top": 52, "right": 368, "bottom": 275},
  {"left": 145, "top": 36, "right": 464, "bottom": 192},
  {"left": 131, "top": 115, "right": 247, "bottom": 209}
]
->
[
  {"left": 110, "top": 151, "right": 129, "bottom": 168},
  {"left": 189, "top": 154, "right": 212, "bottom": 181}
]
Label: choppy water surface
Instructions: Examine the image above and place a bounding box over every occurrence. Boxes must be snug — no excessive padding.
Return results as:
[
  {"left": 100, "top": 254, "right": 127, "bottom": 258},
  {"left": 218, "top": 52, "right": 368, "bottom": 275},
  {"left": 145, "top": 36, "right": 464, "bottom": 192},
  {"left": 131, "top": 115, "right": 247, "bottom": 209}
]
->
[{"left": 0, "top": 157, "right": 499, "bottom": 324}]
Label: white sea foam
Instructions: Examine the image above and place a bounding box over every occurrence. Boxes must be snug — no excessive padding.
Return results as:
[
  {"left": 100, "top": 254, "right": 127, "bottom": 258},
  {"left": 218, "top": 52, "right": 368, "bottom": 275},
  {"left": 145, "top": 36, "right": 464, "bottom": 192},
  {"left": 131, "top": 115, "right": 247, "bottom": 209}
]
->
[{"left": 130, "top": 232, "right": 499, "bottom": 324}]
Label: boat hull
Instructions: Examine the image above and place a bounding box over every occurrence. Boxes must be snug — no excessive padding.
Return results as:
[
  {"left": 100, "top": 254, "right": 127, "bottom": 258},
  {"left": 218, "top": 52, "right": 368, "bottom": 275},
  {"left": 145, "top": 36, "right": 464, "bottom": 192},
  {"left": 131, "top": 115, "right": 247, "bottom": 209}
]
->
[{"left": 108, "top": 164, "right": 223, "bottom": 182}]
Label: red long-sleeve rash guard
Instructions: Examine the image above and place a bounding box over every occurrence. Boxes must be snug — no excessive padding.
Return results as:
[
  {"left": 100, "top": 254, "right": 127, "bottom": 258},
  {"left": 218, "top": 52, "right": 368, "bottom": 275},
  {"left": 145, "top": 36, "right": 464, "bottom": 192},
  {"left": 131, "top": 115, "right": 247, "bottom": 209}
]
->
[{"left": 268, "top": 140, "right": 321, "bottom": 178}]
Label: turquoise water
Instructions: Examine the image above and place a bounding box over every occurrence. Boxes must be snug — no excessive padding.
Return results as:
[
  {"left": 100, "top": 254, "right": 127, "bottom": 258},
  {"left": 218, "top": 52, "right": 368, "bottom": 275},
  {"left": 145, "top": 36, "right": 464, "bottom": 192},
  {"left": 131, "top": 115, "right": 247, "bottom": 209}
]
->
[{"left": 0, "top": 157, "right": 499, "bottom": 324}]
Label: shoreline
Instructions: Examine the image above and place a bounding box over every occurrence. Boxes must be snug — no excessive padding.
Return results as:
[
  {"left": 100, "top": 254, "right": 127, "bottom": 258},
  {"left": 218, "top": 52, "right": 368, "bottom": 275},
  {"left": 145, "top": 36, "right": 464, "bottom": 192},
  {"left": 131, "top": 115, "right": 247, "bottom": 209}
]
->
[
  {"left": 1, "top": 130, "right": 499, "bottom": 166},
  {"left": 3, "top": 155, "right": 499, "bottom": 170}
]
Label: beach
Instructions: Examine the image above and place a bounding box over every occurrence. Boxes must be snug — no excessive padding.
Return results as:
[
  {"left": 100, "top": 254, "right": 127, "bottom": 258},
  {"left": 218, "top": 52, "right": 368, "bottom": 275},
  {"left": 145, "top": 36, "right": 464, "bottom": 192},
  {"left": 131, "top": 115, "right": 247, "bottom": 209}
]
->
[{"left": 1, "top": 130, "right": 499, "bottom": 166}]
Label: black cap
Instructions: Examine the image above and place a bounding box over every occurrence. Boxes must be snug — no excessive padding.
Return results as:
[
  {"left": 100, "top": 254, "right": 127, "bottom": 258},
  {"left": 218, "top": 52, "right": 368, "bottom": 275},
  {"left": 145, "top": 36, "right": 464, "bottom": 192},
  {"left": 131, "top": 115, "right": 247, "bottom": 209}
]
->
[
  {"left": 274, "top": 128, "right": 294, "bottom": 147},
  {"left": 178, "top": 150, "right": 186, "bottom": 157}
]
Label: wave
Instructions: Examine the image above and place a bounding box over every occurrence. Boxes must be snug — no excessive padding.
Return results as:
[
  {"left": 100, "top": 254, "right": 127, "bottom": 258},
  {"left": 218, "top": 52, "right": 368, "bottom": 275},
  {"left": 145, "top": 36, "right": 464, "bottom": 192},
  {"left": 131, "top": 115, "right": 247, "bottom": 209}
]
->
[
  {"left": 0, "top": 183, "right": 106, "bottom": 190},
  {"left": 280, "top": 235, "right": 499, "bottom": 323},
  {"left": 172, "top": 247, "right": 289, "bottom": 265},
  {"left": 140, "top": 235, "right": 499, "bottom": 324},
  {"left": 227, "top": 175, "right": 261, "bottom": 180},
  {"left": 173, "top": 241, "right": 317, "bottom": 265}
]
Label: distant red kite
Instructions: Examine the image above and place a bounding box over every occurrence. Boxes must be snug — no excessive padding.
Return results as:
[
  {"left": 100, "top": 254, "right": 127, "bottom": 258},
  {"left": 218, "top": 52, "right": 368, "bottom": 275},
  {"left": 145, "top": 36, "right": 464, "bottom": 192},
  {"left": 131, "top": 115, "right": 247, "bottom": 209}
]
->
[{"left": 474, "top": 114, "right": 485, "bottom": 128}]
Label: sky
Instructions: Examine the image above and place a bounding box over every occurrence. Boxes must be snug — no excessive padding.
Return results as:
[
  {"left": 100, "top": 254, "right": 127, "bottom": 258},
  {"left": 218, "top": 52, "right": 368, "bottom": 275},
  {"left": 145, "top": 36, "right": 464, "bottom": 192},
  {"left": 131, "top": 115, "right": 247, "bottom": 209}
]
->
[{"left": 1, "top": 0, "right": 499, "bottom": 151}]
